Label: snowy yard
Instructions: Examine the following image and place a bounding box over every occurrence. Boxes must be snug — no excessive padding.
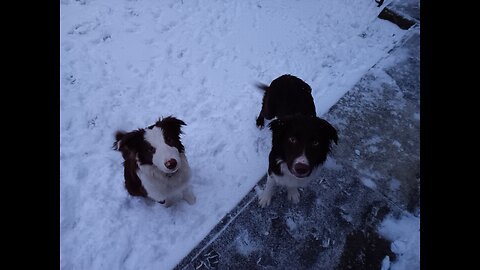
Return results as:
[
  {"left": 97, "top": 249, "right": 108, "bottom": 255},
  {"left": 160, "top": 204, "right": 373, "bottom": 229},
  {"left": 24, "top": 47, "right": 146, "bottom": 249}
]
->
[{"left": 60, "top": 0, "right": 414, "bottom": 269}]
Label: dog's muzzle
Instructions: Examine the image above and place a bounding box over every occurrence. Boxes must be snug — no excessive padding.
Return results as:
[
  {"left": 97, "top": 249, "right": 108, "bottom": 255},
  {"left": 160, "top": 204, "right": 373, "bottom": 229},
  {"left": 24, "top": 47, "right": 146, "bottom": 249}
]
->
[{"left": 293, "top": 163, "right": 311, "bottom": 178}]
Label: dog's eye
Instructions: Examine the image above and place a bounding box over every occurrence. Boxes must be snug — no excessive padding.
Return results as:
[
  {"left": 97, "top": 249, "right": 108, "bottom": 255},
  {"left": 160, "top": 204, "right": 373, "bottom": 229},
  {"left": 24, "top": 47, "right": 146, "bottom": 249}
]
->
[
  {"left": 148, "top": 146, "right": 155, "bottom": 153},
  {"left": 312, "top": 140, "right": 319, "bottom": 146},
  {"left": 288, "top": 137, "right": 297, "bottom": 144}
]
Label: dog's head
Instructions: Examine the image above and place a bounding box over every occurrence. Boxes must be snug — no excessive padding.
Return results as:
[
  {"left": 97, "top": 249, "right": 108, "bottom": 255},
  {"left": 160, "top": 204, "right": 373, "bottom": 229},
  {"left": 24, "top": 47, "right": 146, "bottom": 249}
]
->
[
  {"left": 269, "top": 115, "right": 338, "bottom": 178},
  {"left": 114, "top": 116, "right": 186, "bottom": 174}
]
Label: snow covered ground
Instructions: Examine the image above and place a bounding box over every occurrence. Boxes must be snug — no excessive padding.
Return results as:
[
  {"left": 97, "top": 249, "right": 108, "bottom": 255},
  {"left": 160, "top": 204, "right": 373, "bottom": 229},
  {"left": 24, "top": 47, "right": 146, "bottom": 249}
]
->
[
  {"left": 60, "top": 0, "right": 410, "bottom": 269},
  {"left": 379, "top": 213, "right": 420, "bottom": 270}
]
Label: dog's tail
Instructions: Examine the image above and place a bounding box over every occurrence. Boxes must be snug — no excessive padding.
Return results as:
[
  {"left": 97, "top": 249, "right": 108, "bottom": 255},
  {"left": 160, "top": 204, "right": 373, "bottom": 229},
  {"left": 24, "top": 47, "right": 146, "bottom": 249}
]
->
[{"left": 255, "top": 82, "right": 269, "bottom": 92}]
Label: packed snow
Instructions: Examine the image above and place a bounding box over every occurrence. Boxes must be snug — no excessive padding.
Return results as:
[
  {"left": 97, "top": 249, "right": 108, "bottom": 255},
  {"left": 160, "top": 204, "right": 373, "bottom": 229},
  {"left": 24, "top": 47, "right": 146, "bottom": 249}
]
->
[
  {"left": 60, "top": 0, "right": 409, "bottom": 269},
  {"left": 378, "top": 212, "right": 420, "bottom": 270}
]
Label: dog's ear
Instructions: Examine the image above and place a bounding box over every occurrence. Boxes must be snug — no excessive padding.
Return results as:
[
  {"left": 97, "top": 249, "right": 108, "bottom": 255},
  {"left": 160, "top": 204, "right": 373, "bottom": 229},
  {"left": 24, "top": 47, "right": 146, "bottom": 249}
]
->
[
  {"left": 156, "top": 116, "right": 187, "bottom": 153},
  {"left": 268, "top": 118, "right": 286, "bottom": 144},
  {"left": 156, "top": 116, "right": 187, "bottom": 136},
  {"left": 316, "top": 118, "right": 338, "bottom": 145},
  {"left": 113, "top": 129, "right": 145, "bottom": 158},
  {"left": 267, "top": 119, "right": 285, "bottom": 176}
]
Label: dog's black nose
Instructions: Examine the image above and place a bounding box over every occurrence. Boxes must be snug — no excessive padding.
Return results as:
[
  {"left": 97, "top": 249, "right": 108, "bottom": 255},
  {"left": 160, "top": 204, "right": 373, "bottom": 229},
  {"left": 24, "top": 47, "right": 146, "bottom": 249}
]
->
[
  {"left": 164, "top": 159, "right": 177, "bottom": 170},
  {"left": 294, "top": 163, "right": 310, "bottom": 176}
]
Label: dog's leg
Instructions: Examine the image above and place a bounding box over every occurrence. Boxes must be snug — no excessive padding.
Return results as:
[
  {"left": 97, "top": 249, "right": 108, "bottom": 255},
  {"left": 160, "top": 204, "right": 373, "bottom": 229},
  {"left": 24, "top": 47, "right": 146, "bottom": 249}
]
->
[
  {"left": 256, "top": 111, "right": 265, "bottom": 128},
  {"left": 182, "top": 186, "right": 196, "bottom": 205},
  {"left": 287, "top": 187, "right": 300, "bottom": 204},
  {"left": 259, "top": 175, "right": 275, "bottom": 207},
  {"left": 256, "top": 90, "right": 269, "bottom": 128}
]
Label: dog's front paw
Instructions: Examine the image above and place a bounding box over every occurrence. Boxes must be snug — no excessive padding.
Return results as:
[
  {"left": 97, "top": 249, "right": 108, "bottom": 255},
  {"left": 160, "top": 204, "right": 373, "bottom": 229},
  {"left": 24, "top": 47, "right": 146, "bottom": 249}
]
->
[
  {"left": 164, "top": 199, "right": 174, "bottom": 208},
  {"left": 183, "top": 189, "right": 196, "bottom": 205},
  {"left": 287, "top": 188, "right": 300, "bottom": 204},
  {"left": 185, "top": 194, "right": 196, "bottom": 205},
  {"left": 258, "top": 192, "right": 272, "bottom": 208}
]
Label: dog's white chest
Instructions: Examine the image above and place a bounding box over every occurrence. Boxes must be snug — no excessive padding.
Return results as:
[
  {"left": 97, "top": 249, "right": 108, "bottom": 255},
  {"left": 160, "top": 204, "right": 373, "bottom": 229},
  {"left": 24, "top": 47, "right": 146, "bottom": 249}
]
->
[{"left": 137, "top": 155, "right": 191, "bottom": 202}]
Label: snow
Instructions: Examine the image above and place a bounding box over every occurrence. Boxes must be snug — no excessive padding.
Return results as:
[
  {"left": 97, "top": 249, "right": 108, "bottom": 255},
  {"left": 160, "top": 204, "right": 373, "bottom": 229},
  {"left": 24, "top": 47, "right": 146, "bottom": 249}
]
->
[
  {"left": 234, "top": 230, "right": 258, "bottom": 257},
  {"left": 378, "top": 212, "right": 420, "bottom": 270},
  {"left": 389, "top": 178, "right": 401, "bottom": 191},
  {"left": 360, "top": 177, "right": 377, "bottom": 189},
  {"left": 60, "top": 0, "right": 406, "bottom": 269},
  {"left": 392, "top": 140, "right": 402, "bottom": 148}
]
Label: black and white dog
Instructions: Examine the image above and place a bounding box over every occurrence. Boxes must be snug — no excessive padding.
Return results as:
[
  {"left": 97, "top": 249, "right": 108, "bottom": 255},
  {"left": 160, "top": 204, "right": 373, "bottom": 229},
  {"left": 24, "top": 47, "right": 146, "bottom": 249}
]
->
[
  {"left": 256, "top": 74, "right": 338, "bottom": 207},
  {"left": 113, "top": 116, "right": 196, "bottom": 207}
]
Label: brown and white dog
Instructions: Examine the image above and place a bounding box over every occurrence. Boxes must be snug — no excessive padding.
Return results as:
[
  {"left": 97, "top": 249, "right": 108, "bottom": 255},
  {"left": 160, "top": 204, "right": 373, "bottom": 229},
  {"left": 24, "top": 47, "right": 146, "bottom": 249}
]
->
[
  {"left": 113, "top": 116, "right": 196, "bottom": 207},
  {"left": 256, "top": 75, "right": 338, "bottom": 207}
]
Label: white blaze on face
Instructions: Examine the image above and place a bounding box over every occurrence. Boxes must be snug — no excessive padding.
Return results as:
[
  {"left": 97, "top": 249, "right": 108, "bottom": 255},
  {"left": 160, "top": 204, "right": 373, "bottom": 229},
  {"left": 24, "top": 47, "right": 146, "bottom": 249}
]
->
[
  {"left": 144, "top": 127, "right": 181, "bottom": 173},
  {"left": 290, "top": 151, "right": 311, "bottom": 177},
  {"left": 293, "top": 151, "right": 309, "bottom": 167}
]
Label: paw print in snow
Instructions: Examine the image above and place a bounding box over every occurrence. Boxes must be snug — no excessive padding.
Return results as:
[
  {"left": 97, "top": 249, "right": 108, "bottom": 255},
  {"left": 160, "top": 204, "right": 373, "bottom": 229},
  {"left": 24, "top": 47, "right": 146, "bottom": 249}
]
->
[
  {"left": 68, "top": 21, "right": 99, "bottom": 35},
  {"left": 193, "top": 249, "right": 219, "bottom": 269}
]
